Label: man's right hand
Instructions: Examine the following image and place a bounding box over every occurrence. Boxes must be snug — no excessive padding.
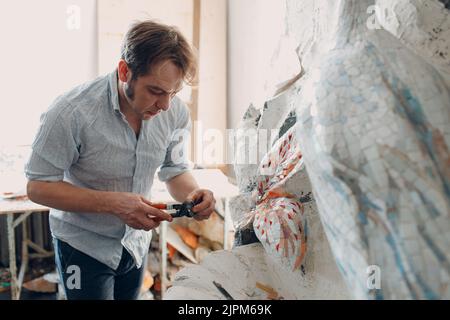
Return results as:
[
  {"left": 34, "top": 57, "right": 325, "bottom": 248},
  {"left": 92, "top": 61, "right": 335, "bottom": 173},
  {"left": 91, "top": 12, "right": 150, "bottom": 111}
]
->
[
  {"left": 26, "top": 180, "right": 171, "bottom": 231},
  {"left": 110, "top": 192, "right": 173, "bottom": 231}
]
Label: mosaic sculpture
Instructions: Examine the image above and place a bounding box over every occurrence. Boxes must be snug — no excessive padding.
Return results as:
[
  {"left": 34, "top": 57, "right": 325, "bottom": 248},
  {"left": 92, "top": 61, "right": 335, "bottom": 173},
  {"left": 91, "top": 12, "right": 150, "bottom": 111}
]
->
[
  {"left": 290, "top": 0, "right": 450, "bottom": 299},
  {"left": 165, "top": 0, "right": 449, "bottom": 300},
  {"left": 166, "top": 93, "right": 349, "bottom": 299}
]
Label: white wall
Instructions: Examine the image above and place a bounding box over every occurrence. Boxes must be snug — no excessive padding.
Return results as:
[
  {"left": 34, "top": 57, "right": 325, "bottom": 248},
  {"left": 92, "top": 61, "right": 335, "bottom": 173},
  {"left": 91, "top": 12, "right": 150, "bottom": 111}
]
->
[
  {"left": 98, "top": 0, "right": 227, "bottom": 166},
  {"left": 227, "top": 0, "right": 296, "bottom": 129},
  {"left": 97, "top": 0, "right": 194, "bottom": 76},
  {"left": 195, "top": 0, "right": 227, "bottom": 166},
  {"left": 0, "top": 0, "right": 97, "bottom": 146},
  {"left": 197, "top": 0, "right": 227, "bottom": 148}
]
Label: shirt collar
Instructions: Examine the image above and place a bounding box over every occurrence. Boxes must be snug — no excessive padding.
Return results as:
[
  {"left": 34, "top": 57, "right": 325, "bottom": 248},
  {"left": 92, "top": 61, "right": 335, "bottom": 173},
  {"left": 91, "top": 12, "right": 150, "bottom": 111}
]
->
[{"left": 108, "top": 69, "right": 121, "bottom": 114}]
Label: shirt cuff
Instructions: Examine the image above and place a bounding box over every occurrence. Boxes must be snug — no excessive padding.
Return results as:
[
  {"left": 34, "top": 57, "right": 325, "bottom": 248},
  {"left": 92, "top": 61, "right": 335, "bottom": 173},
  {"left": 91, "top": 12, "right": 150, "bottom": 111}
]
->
[{"left": 25, "top": 150, "right": 65, "bottom": 182}]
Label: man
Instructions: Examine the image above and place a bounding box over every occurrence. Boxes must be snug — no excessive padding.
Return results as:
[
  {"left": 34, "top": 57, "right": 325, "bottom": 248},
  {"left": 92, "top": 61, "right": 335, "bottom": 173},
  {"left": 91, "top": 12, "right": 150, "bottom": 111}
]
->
[{"left": 25, "top": 20, "right": 216, "bottom": 300}]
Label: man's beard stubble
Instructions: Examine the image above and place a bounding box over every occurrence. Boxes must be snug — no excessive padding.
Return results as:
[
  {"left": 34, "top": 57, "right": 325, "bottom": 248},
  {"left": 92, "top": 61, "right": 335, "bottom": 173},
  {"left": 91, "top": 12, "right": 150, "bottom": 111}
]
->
[{"left": 124, "top": 80, "right": 135, "bottom": 101}]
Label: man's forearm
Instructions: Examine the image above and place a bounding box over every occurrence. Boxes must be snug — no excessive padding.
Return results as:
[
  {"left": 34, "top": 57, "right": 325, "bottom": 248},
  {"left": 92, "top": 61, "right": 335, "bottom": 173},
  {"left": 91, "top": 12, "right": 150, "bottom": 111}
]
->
[
  {"left": 165, "top": 171, "right": 199, "bottom": 202},
  {"left": 27, "top": 180, "right": 117, "bottom": 214}
]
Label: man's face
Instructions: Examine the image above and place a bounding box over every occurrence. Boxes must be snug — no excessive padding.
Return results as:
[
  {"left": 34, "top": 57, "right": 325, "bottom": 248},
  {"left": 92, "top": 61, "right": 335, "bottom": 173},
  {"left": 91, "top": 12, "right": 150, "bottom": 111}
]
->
[{"left": 120, "top": 60, "right": 183, "bottom": 121}]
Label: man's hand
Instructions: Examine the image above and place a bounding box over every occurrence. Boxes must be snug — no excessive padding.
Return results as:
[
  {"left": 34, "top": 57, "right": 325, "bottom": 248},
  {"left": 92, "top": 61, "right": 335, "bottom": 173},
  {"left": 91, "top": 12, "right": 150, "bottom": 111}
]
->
[
  {"left": 111, "top": 192, "right": 173, "bottom": 231},
  {"left": 186, "top": 189, "right": 216, "bottom": 221},
  {"left": 26, "top": 180, "right": 172, "bottom": 231}
]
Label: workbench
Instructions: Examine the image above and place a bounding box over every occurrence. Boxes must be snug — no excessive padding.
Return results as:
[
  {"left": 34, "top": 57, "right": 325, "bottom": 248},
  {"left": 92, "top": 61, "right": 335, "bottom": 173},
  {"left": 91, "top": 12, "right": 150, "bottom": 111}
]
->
[
  {"left": 0, "top": 168, "right": 238, "bottom": 300},
  {"left": 0, "top": 197, "right": 52, "bottom": 300}
]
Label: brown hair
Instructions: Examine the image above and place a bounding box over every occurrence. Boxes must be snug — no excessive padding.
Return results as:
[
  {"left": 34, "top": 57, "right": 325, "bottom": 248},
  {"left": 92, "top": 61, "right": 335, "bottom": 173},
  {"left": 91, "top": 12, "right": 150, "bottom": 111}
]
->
[{"left": 121, "top": 20, "right": 197, "bottom": 85}]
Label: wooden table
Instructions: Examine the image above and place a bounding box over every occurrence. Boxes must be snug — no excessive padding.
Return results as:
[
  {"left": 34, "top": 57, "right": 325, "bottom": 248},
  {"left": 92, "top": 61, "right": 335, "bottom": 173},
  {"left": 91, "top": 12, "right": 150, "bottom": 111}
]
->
[
  {"left": 0, "top": 169, "right": 239, "bottom": 300},
  {"left": 0, "top": 197, "right": 51, "bottom": 300}
]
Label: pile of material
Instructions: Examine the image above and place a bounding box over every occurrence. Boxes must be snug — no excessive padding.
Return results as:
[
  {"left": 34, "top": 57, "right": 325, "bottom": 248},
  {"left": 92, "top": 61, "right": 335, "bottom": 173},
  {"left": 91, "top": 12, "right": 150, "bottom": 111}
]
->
[
  {"left": 146, "top": 211, "right": 231, "bottom": 299},
  {"left": 0, "top": 268, "right": 11, "bottom": 293}
]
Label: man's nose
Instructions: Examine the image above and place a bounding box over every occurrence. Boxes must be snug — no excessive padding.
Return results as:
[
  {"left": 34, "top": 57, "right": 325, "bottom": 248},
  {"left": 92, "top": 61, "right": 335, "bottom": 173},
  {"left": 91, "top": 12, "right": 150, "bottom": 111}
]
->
[{"left": 157, "top": 95, "right": 171, "bottom": 111}]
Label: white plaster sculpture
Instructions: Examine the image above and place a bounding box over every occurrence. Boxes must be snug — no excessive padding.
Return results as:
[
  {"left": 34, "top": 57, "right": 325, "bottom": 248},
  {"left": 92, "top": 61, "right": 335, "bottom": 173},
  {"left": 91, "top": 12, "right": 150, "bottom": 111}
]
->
[
  {"left": 165, "top": 0, "right": 450, "bottom": 300},
  {"left": 290, "top": 0, "right": 450, "bottom": 299},
  {"left": 166, "top": 92, "right": 350, "bottom": 300},
  {"left": 376, "top": 0, "right": 450, "bottom": 75},
  {"left": 233, "top": 84, "right": 299, "bottom": 195},
  {"left": 166, "top": 124, "right": 350, "bottom": 300}
]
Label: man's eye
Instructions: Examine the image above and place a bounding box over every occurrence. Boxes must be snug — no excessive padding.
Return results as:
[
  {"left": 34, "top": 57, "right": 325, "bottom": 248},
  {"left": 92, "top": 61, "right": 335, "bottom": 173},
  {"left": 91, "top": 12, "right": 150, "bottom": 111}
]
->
[{"left": 149, "top": 89, "right": 163, "bottom": 95}]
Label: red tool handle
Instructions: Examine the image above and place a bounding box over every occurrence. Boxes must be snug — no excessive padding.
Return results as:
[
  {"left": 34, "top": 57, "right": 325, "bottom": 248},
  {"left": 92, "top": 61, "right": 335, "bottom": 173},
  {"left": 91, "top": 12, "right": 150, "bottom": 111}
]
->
[{"left": 150, "top": 203, "right": 167, "bottom": 210}]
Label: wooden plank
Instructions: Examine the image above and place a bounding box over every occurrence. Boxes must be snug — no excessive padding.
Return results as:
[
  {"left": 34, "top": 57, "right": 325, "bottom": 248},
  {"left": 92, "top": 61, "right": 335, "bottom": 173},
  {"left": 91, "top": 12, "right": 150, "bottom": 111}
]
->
[
  {"left": 195, "top": 0, "right": 227, "bottom": 167},
  {"left": 191, "top": 0, "right": 201, "bottom": 162},
  {"left": 166, "top": 225, "right": 197, "bottom": 264}
]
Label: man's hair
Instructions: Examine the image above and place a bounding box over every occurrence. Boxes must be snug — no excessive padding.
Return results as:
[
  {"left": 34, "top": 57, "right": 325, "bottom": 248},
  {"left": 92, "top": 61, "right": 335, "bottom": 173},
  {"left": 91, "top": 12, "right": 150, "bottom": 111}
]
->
[{"left": 121, "top": 20, "right": 197, "bottom": 85}]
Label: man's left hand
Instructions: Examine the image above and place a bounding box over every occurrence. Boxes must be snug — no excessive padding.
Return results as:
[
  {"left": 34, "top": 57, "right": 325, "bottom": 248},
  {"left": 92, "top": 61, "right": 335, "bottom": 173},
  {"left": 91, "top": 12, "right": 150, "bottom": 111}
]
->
[{"left": 186, "top": 189, "right": 216, "bottom": 221}]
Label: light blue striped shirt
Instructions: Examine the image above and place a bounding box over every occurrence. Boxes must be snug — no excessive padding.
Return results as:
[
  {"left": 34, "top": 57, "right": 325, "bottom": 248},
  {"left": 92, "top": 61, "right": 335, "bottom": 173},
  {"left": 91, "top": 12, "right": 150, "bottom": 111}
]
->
[{"left": 25, "top": 70, "right": 191, "bottom": 269}]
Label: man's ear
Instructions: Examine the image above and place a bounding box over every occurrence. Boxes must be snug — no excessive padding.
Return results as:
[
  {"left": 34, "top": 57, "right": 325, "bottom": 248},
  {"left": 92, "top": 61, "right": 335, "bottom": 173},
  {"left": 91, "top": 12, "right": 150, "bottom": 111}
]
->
[{"left": 118, "top": 60, "right": 131, "bottom": 82}]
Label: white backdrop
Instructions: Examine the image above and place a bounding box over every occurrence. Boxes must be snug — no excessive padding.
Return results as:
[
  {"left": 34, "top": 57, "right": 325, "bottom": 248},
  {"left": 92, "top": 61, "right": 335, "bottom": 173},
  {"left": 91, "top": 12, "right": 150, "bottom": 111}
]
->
[{"left": 0, "top": 0, "right": 97, "bottom": 147}]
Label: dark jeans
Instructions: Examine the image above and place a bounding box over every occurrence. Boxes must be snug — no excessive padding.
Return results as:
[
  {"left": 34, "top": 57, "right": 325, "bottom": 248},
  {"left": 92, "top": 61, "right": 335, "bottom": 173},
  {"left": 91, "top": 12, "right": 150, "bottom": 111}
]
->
[{"left": 53, "top": 238, "right": 146, "bottom": 300}]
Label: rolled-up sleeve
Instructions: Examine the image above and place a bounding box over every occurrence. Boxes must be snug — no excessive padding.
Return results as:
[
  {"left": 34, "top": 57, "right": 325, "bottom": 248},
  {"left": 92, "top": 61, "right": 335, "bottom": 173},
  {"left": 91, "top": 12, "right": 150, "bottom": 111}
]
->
[
  {"left": 25, "top": 99, "right": 80, "bottom": 181},
  {"left": 158, "top": 103, "right": 192, "bottom": 182}
]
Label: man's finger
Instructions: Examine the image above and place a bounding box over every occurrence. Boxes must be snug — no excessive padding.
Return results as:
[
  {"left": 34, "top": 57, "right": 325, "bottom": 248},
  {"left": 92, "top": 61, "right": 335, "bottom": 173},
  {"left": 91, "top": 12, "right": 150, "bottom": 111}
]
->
[
  {"left": 128, "top": 222, "right": 144, "bottom": 230},
  {"left": 137, "top": 217, "right": 153, "bottom": 231},
  {"left": 194, "top": 213, "right": 209, "bottom": 221},
  {"left": 194, "top": 203, "right": 215, "bottom": 220},
  {"left": 141, "top": 198, "right": 173, "bottom": 221},
  {"left": 197, "top": 208, "right": 214, "bottom": 219},
  {"left": 192, "top": 194, "right": 213, "bottom": 212}
]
